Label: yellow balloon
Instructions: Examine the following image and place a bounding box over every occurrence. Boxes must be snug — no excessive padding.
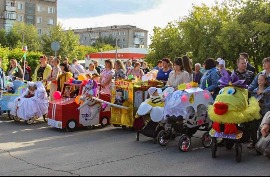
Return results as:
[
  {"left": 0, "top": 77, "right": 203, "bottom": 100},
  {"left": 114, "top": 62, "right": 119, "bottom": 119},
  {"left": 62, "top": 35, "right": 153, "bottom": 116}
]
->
[{"left": 78, "top": 74, "right": 86, "bottom": 81}]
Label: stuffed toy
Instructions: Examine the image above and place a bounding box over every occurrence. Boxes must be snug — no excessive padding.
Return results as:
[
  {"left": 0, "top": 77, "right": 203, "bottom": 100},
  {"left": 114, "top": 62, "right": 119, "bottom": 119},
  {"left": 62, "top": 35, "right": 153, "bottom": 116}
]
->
[{"left": 208, "top": 70, "right": 261, "bottom": 135}]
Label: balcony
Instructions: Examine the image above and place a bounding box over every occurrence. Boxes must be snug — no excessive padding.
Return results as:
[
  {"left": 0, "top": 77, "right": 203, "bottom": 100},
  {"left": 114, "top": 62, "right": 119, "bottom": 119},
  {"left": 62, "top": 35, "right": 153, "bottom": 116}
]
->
[
  {"left": 6, "top": 5, "right": 16, "bottom": 12},
  {"left": 4, "top": 11, "right": 16, "bottom": 20}
]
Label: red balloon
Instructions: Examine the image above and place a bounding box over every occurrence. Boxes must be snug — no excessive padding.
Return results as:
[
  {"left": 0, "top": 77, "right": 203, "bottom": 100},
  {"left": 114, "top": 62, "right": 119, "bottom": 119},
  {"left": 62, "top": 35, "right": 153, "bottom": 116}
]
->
[{"left": 53, "top": 91, "right": 62, "bottom": 100}]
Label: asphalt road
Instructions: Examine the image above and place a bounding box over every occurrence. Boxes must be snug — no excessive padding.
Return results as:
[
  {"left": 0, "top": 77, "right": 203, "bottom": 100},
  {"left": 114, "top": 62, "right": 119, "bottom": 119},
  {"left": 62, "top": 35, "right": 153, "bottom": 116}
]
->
[{"left": 0, "top": 114, "right": 269, "bottom": 176}]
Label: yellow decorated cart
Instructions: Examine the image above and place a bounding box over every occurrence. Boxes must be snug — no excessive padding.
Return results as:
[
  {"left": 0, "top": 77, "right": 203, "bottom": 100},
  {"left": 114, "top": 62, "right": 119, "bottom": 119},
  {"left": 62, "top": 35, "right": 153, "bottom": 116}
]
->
[{"left": 110, "top": 80, "right": 163, "bottom": 128}]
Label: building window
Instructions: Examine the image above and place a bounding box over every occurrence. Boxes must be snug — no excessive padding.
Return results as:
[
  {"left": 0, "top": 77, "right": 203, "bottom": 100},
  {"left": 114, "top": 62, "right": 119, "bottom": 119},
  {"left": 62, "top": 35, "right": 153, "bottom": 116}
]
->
[
  {"left": 48, "top": 19, "right": 54, "bottom": 25},
  {"left": 123, "top": 38, "right": 125, "bottom": 42},
  {"left": 18, "top": 3, "right": 23, "bottom": 10},
  {"left": 123, "top": 31, "right": 126, "bottom": 35},
  {"left": 18, "top": 15, "right": 23, "bottom": 22},
  {"left": 37, "top": 17, "right": 42, "bottom": 24},
  {"left": 38, "top": 29, "right": 42, "bottom": 35},
  {"left": 37, "top": 5, "right": 42, "bottom": 12},
  {"left": 10, "top": 2, "right": 15, "bottom": 7},
  {"left": 48, "top": 7, "right": 55, "bottom": 14}
]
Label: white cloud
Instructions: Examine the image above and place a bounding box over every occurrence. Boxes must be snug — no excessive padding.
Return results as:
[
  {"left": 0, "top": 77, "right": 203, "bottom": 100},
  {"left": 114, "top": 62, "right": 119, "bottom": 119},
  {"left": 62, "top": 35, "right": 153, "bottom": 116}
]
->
[{"left": 59, "top": 0, "right": 214, "bottom": 44}]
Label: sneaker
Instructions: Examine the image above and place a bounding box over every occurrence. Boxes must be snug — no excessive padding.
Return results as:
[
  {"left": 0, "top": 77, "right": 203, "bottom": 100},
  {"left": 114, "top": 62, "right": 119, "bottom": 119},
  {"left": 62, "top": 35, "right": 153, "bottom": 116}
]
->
[{"left": 247, "top": 142, "right": 255, "bottom": 149}]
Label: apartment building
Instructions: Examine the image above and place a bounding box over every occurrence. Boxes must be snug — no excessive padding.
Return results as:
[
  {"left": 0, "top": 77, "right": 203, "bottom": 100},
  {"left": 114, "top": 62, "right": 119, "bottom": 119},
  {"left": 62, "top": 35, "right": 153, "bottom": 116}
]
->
[
  {"left": 73, "top": 25, "right": 148, "bottom": 49},
  {"left": 0, "top": 0, "right": 57, "bottom": 34}
]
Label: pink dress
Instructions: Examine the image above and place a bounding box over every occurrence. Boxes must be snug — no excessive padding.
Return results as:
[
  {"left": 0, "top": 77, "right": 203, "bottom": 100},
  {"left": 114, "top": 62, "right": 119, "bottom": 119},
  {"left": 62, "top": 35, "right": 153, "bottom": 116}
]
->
[{"left": 100, "top": 69, "right": 115, "bottom": 95}]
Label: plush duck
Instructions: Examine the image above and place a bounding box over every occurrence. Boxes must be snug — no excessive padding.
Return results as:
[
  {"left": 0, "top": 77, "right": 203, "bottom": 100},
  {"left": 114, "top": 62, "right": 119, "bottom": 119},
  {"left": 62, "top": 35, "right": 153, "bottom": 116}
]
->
[{"left": 208, "top": 70, "right": 261, "bottom": 135}]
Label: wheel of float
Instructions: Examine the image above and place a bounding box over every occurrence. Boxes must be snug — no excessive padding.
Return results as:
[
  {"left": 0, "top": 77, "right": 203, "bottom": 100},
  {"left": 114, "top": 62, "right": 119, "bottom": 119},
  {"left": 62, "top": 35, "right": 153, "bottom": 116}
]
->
[
  {"left": 66, "top": 120, "right": 77, "bottom": 132},
  {"left": 202, "top": 132, "right": 212, "bottom": 148},
  {"left": 113, "top": 124, "right": 121, "bottom": 128},
  {"left": 122, "top": 125, "right": 127, "bottom": 130},
  {"left": 225, "top": 140, "right": 235, "bottom": 150},
  {"left": 235, "top": 143, "right": 242, "bottom": 163},
  {"left": 211, "top": 138, "right": 217, "bottom": 158},
  {"left": 25, "top": 118, "right": 35, "bottom": 125},
  {"left": 100, "top": 117, "right": 109, "bottom": 127},
  {"left": 157, "top": 130, "right": 170, "bottom": 146},
  {"left": 43, "top": 114, "right": 48, "bottom": 123},
  {"left": 8, "top": 111, "right": 13, "bottom": 120},
  {"left": 178, "top": 134, "right": 191, "bottom": 152},
  {"left": 136, "top": 132, "right": 140, "bottom": 142},
  {"left": 13, "top": 116, "right": 21, "bottom": 122}
]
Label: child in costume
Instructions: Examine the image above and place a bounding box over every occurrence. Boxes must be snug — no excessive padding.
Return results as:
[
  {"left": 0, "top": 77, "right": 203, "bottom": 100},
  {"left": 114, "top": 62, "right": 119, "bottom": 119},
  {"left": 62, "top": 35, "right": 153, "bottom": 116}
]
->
[
  {"left": 6, "top": 82, "right": 15, "bottom": 94},
  {"left": 147, "top": 87, "right": 164, "bottom": 107}
]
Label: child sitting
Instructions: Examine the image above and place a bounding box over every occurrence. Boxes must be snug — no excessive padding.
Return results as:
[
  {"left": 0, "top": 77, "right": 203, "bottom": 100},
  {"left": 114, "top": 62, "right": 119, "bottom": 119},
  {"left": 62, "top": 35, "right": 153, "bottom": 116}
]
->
[
  {"left": 23, "top": 82, "right": 37, "bottom": 98},
  {"left": 147, "top": 87, "right": 164, "bottom": 107},
  {"left": 6, "top": 82, "right": 15, "bottom": 94}
]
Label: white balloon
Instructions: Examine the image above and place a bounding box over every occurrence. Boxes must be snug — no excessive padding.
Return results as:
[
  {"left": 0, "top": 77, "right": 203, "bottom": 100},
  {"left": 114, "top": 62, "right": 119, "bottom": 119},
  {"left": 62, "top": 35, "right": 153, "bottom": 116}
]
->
[
  {"left": 137, "top": 102, "right": 152, "bottom": 116},
  {"left": 150, "top": 107, "right": 164, "bottom": 122}
]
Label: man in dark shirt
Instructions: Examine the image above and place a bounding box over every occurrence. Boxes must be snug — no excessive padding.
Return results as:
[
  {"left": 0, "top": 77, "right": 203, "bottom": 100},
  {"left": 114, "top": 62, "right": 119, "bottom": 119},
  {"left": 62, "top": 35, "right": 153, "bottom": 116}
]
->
[
  {"left": 234, "top": 57, "right": 255, "bottom": 86},
  {"left": 240, "top": 52, "right": 256, "bottom": 74}
]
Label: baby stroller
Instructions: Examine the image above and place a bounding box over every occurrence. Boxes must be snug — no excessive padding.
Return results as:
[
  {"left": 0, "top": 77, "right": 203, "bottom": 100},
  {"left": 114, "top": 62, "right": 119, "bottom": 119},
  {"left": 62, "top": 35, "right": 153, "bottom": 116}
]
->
[
  {"left": 0, "top": 80, "right": 26, "bottom": 119},
  {"left": 10, "top": 82, "right": 49, "bottom": 125},
  {"left": 157, "top": 87, "right": 214, "bottom": 152},
  {"left": 135, "top": 87, "right": 168, "bottom": 143}
]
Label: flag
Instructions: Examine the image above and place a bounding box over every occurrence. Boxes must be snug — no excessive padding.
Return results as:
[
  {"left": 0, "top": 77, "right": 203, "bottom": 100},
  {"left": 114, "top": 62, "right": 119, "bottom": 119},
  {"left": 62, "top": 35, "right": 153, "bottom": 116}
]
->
[{"left": 23, "top": 52, "right": 27, "bottom": 59}]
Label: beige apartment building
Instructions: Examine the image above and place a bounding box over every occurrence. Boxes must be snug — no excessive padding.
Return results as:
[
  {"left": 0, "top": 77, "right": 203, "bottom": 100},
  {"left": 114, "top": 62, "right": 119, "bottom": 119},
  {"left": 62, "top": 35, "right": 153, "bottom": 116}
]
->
[
  {"left": 73, "top": 25, "right": 148, "bottom": 49},
  {"left": 0, "top": 0, "right": 57, "bottom": 34}
]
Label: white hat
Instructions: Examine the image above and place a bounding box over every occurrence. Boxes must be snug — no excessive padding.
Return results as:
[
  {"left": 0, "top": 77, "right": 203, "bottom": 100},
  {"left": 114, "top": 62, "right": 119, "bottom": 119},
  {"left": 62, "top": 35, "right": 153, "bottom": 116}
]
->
[
  {"left": 27, "top": 82, "right": 35, "bottom": 87},
  {"left": 216, "top": 58, "right": 222, "bottom": 62},
  {"left": 219, "top": 59, "right": 226, "bottom": 67},
  {"left": 148, "top": 87, "right": 157, "bottom": 96},
  {"left": 7, "top": 82, "right": 14, "bottom": 88}
]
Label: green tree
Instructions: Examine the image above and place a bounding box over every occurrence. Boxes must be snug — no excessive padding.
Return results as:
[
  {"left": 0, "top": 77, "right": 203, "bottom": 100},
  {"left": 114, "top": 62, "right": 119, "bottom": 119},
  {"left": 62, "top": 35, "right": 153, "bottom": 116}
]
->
[
  {"left": 0, "top": 29, "right": 8, "bottom": 47},
  {"left": 6, "top": 22, "right": 41, "bottom": 51},
  {"left": 41, "top": 24, "right": 80, "bottom": 58},
  {"left": 146, "top": 22, "right": 185, "bottom": 65}
]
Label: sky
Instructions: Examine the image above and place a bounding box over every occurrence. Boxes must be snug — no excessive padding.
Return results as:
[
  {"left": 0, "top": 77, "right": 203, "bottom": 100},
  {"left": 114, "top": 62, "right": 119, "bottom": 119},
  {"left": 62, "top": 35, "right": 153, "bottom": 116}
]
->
[{"left": 58, "top": 0, "right": 214, "bottom": 42}]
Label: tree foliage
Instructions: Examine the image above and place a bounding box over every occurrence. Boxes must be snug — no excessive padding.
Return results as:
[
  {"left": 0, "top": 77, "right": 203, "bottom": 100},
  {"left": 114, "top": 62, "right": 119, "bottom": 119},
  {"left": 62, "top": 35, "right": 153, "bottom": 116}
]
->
[{"left": 147, "top": 0, "right": 270, "bottom": 71}]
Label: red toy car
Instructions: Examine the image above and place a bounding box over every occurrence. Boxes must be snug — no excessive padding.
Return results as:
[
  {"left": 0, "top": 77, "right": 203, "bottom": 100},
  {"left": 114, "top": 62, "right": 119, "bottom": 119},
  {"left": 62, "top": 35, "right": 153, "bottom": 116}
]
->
[{"left": 47, "top": 82, "right": 111, "bottom": 132}]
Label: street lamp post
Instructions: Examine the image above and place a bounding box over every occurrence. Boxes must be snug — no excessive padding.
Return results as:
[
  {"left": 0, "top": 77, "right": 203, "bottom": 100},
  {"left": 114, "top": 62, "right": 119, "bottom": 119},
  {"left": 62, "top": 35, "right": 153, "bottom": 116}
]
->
[{"left": 115, "top": 38, "right": 118, "bottom": 62}]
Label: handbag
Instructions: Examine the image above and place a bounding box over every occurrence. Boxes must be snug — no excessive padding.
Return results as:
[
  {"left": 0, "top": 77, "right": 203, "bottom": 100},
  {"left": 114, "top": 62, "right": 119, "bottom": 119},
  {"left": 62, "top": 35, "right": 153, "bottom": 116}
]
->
[{"left": 255, "top": 134, "right": 270, "bottom": 158}]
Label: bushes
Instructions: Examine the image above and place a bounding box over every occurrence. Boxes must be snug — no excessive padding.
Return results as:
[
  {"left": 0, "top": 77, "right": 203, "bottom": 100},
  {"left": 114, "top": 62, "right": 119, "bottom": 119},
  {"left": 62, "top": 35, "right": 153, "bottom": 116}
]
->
[{"left": 0, "top": 46, "right": 43, "bottom": 77}]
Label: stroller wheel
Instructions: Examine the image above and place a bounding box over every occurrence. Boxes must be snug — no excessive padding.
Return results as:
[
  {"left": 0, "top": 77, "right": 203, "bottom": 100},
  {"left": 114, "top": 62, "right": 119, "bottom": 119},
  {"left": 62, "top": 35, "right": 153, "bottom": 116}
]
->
[
  {"left": 202, "top": 132, "right": 212, "bottom": 148},
  {"left": 235, "top": 143, "right": 242, "bottom": 163},
  {"left": 178, "top": 134, "right": 191, "bottom": 152},
  {"left": 13, "top": 116, "right": 21, "bottom": 122},
  {"left": 43, "top": 114, "right": 48, "bottom": 123},
  {"left": 25, "top": 118, "right": 35, "bottom": 125},
  {"left": 157, "top": 130, "right": 170, "bottom": 146},
  {"left": 211, "top": 138, "right": 217, "bottom": 158},
  {"left": 8, "top": 111, "right": 13, "bottom": 120}
]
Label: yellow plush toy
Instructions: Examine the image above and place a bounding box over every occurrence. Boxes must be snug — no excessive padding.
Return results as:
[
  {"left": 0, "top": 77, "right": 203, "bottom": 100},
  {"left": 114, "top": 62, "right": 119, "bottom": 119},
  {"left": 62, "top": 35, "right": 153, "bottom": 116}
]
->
[{"left": 208, "top": 70, "right": 261, "bottom": 135}]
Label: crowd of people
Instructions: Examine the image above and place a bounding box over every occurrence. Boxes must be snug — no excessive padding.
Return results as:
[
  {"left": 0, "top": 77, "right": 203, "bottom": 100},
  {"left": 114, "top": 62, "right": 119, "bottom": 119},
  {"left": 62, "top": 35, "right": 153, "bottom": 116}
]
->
[{"left": 0, "top": 52, "right": 270, "bottom": 145}]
